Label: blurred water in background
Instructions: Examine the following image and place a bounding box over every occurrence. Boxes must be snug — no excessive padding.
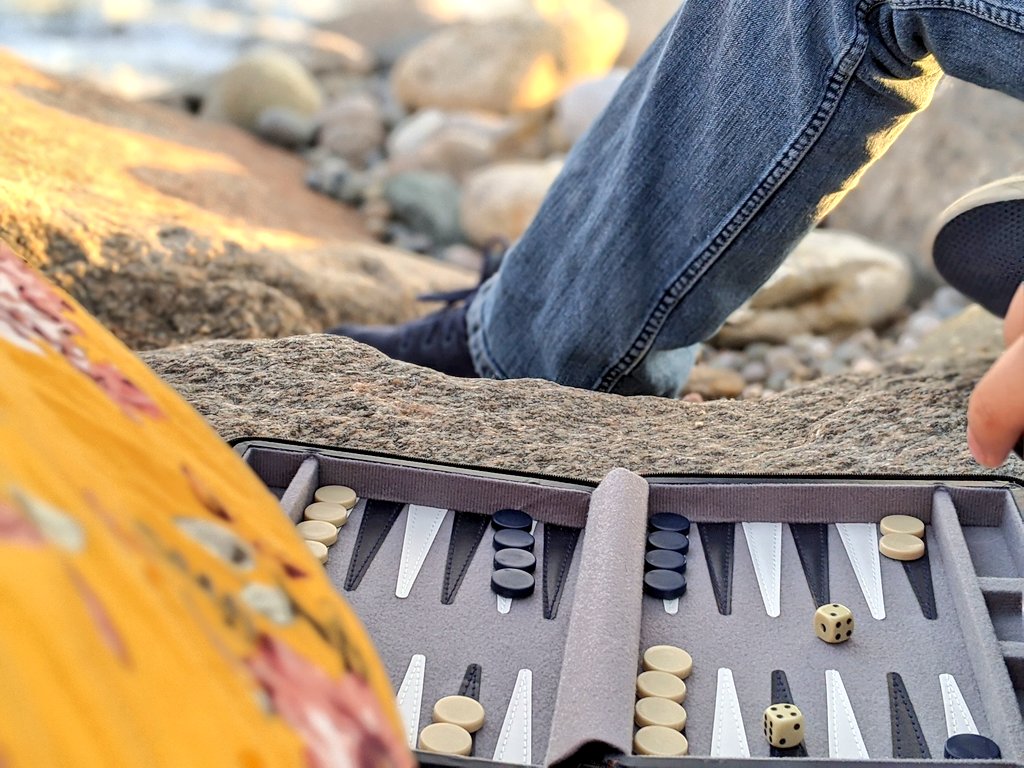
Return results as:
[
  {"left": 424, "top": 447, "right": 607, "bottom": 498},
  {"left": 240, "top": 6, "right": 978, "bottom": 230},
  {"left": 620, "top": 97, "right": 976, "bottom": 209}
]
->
[{"left": 0, "top": 0, "right": 527, "bottom": 97}]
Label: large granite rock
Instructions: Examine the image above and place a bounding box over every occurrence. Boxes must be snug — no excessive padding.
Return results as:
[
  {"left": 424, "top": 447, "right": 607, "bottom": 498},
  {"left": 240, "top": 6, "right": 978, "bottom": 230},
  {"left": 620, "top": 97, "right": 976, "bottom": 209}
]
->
[
  {"left": 0, "top": 53, "right": 468, "bottom": 350},
  {"left": 828, "top": 78, "right": 1024, "bottom": 292},
  {"left": 142, "top": 332, "right": 1021, "bottom": 479}
]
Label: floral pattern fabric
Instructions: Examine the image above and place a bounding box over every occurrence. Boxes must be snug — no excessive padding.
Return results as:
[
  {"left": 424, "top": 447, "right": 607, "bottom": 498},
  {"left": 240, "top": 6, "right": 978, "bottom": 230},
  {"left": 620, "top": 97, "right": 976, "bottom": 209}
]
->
[{"left": 0, "top": 239, "right": 412, "bottom": 768}]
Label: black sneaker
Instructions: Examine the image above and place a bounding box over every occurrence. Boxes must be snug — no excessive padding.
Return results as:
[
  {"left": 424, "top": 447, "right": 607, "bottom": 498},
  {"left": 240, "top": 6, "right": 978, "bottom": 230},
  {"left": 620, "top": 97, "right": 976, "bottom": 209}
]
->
[
  {"left": 328, "top": 243, "right": 505, "bottom": 377},
  {"left": 931, "top": 176, "right": 1024, "bottom": 317}
]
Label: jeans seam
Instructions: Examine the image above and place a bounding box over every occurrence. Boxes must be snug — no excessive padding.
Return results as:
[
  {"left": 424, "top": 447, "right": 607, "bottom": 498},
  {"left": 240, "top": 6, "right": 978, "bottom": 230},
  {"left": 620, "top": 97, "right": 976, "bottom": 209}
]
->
[
  {"left": 465, "top": 277, "right": 511, "bottom": 379},
  {"left": 890, "top": 0, "right": 1024, "bottom": 32},
  {"left": 593, "top": 0, "right": 879, "bottom": 393}
]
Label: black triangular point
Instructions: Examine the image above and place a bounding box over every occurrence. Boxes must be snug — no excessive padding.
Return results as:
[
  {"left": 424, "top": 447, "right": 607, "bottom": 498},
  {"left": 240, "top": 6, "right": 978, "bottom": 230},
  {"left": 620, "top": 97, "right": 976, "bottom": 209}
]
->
[
  {"left": 699, "top": 522, "right": 735, "bottom": 615},
  {"left": 459, "top": 663, "right": 482, "bottom": 700},
  {"left": 888, "top": 672, "right": 931, "bottom": 758},
  {"left": 542, "top": 524, "right": 580, "bottom": 620},
  {"left": 769, "top": 670, "right": 808, "bottom": 758},
  {"left": 790, "top": 523, "right": 830, "bottom": 607},
  {"left": 903, "top": 551, "right": 938, "bottom": 620},
  {"left": 441, "top": 512, "right": 489, "bottom": 605},
  {"left": 344, "top": 499, "right": 404, "bottom": 591}
]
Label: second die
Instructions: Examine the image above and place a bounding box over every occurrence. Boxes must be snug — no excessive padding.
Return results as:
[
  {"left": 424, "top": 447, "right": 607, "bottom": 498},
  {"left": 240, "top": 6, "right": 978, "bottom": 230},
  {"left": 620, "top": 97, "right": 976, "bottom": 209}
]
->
[
  {"left": 814, "top": 603, "right": 854, "bottom": 644},
  {"left": 763, "top": 704, "right": 805, "bottom": 748}
]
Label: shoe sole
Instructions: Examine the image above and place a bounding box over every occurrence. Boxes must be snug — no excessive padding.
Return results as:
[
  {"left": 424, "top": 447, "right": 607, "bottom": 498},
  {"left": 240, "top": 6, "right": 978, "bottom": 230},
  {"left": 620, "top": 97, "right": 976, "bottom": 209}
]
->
[{"left": 929, "top": 176, "right": 1024, "bottom": 318}]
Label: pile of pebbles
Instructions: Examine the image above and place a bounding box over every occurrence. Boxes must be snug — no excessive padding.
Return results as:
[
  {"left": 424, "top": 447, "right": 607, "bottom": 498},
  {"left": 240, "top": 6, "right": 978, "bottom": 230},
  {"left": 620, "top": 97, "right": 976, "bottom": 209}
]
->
[{"left": 689, "top": 287, "right": 970, "bottom": 401}]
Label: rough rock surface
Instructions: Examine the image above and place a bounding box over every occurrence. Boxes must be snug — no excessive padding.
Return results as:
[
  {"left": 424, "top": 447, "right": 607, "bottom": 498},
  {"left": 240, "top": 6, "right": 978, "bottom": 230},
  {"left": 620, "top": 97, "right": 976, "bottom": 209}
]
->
[
  {"left": 391, "top": 1, "right": 627, "bottom": 113},
  {"left": 0, "top": 53, "right": 468, "bottom": 350},
  {"left": 828, "top": 78, "right": 1024, "bottom": 289},
  {"left": 142, "top": 332, "right": 1022, "bottom": 479},
  {"left": 716, "top": 230, "right": 912, "bottom": 346}
]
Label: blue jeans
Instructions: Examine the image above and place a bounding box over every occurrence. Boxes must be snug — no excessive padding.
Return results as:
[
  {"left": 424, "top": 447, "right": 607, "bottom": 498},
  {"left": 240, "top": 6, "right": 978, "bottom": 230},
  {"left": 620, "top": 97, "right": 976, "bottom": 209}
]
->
[{"left": 466, "top": 0, "right": 1024, "bottom": 396}]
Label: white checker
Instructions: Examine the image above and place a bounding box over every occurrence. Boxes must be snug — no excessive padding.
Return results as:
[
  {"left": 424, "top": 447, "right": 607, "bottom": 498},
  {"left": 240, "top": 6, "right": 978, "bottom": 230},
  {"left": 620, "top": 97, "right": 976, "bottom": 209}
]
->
[
  {"left": 710, "top": 668, "right": 749, "bottom": 758},
  {"left": 826, "top": 669, "right": 869, "bottom": 759},
  {"left": 742, "top": 522, "right": 782, "bottom": 617},
  {"left": 663, "top": 598, "right": 679, "bottom": 615},
  {"left": 493, "top": 668, "right": 533, "bottom": 765},
  {"left": 836, "top": 522, "right": 886, "bottom": 619},
  {"left": 396, "top": 505, "right": 448, "bottom": 599},
  {"left": 939, "top": 673, "right": 979, "bottom": 737},
  {"left": 396, "top": 654, "right": 426, "bottom": 749}
]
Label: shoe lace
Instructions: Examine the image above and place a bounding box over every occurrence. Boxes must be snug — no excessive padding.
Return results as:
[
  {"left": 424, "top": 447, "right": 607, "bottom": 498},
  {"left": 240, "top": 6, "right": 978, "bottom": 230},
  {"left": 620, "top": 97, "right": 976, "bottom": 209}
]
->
[
  {"left": 416, "top": 237, "right": 507, "bottom": 306},
  {"left": 405, "top": 238, "right": 507, "bottom": 350}
]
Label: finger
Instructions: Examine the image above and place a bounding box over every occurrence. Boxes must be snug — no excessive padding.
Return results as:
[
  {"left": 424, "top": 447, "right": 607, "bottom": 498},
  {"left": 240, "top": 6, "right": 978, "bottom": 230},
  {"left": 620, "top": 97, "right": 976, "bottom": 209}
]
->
[
  {"left": 1004, "top": 282, "right": 1024, "bottom": 347},
  {"left": 968, "top": 335, "right": 1024, "bottom": 467}
]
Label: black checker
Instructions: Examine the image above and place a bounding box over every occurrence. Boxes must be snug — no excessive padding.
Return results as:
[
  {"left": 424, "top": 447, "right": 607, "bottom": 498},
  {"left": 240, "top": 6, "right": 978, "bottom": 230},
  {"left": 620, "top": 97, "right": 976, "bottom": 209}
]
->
[
  {"left": 643, "top": 569, "right": 687, "bottom": 600},
  {"left": 491, "top": 508, "right": 533, "bottom": 531},
  {"left": 647, "top": 530, "right": 689, "bottom": 554},
  {"left": 649, "top": 512, "right": 691, "bottom": 535},
  {"left": 494, "top": 547, "right": 536, "bottom": 573},
  {"left": 493, "top": 528, "right": 535, "bottom": 552},
  {"left": 644, "top": 549, "right": 686, "bottom": 573},
  {"left": 491, "top": 568, "right": 535, "bottom": 599},
  {"left": 943, "top": 734, "right": 1001, "bottom": 760}
]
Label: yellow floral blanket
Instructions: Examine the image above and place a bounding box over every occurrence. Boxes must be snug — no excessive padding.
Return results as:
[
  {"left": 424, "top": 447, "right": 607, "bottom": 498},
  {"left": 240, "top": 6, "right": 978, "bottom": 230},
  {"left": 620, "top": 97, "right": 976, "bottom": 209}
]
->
[{"left": 0, "top": 240, "right": 411, "bottom": 768}]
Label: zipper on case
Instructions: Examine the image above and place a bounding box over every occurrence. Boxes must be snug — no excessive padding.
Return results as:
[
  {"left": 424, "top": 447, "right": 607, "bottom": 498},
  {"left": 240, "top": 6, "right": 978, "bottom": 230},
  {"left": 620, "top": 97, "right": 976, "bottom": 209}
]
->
[{"left": 232, "top": 436, "right": 1024, "bottom": 491}]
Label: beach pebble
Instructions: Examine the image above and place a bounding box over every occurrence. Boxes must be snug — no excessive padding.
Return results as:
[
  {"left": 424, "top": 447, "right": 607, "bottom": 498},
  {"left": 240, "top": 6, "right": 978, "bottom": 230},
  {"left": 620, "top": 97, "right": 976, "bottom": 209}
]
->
[
  {"left": 385, "top": 171, "right": 463, "bottom": 247},
  {"left": 202, "top": 48, "right": 323, "bottom": 133},
  {"left": 460, "top": 159, "right": 564, "bottom": 246},
  {"left": 318, "top": 91, "right": 385, "bottom": 166},
  {"left": 256, "top": 107, "right": 318, "bottom": 149}
]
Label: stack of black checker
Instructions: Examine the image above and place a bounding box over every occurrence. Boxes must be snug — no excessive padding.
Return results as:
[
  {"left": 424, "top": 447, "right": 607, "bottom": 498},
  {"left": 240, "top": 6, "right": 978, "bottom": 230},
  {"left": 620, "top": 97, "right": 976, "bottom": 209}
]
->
[
  {"left": 490, "top": 509, "right": 537, "bottom": 599},
  {"left": 643, "top": 513, "right": 690, "bottom": 600}
]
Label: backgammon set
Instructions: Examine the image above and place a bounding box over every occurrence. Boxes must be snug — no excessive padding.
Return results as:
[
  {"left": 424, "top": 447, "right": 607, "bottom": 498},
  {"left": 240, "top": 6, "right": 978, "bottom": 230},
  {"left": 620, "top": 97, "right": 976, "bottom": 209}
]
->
[{"left": 234, "top": 438, "right": 1024, "bottom": 768}]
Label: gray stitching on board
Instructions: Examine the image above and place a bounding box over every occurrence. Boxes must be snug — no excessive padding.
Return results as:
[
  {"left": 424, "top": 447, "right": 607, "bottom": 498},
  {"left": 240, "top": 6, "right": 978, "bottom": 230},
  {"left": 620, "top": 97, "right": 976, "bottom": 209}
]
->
[
  {"left": 398, "top": 507, "right": 446, "bottom": 593},
  {"left": 543, "top": 525, "right": 578, "bottom": 620},
  {"left": 495, "top": 673, "right": 529, "bottom": 763},
  {"left": 594, "top": 0, "right": 874, "bottom": 392},
  {"left": 839, "top": 525, "right": 882, "bottom": 616},
  {"left": 443, "top": 513, "right": 486, "bottom": 604}
]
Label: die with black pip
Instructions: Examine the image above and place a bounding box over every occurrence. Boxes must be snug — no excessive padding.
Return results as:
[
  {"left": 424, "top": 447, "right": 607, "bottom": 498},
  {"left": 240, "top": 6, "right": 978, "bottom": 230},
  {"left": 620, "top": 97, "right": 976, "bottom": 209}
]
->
[
  {"left": 644, "top": 513, "right": 690, "bottom": 600},
  {"left": 490, "top": 509, "right": 536, "bottom": 599}
]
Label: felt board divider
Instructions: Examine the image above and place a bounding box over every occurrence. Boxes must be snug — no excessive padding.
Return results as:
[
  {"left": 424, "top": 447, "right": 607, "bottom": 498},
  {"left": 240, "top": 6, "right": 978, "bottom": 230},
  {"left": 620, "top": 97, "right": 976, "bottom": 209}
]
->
[
  {"left": 276, "top": 456, "right": 320, "bottom": 524},
  {"left": 932, "top": 489, "right": 1024, "bottom": 762},
  {"left": 982, "top": 586, "right": 1024, "bottom": 643},
  {"left": 544, "top": 468, "right": 650, "bottom": 766},
  {"left": 646, "top": 481, "right": 1010, "bottom": 525},
  {"left": 313, "top": 454, "right": 593, "bottom": 527}
]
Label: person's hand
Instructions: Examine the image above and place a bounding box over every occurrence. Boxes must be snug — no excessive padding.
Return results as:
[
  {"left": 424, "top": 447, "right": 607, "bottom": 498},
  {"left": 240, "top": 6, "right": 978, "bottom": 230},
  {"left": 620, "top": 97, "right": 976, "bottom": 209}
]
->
[{"left": 967, "top": 283, "right": 1024, "bottom": 467}]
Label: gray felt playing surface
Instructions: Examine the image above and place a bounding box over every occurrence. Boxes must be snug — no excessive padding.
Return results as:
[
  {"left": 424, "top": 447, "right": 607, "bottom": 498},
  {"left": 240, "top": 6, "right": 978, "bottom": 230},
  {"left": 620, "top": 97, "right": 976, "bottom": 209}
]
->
[{"left": 240, "top": 443, "right": 1024, "bottom": 767}]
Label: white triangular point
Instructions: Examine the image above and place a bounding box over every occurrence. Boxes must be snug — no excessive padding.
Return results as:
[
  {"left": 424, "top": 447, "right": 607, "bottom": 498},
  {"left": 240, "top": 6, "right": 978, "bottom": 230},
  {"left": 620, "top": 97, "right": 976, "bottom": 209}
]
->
[
  {"left": 396, "top": 654, "right": 425, "bottom": 749},
  {"left": 711, "top": 668, "right": 749, "bottom": 757},
  {"left": 663, "top": 598, "right": 678, "bottom": 615},
  {"left": 826, "top": 669, "right": 869, "bottom": 759},
  {"left": 493, "top": 668, "right": 532, "bottom": 765},
  {"left": 940, "top": 673, "right": 979, "bottom": 737},
  {"left": 836, "top": 523, "right": 886, "bottom": 619},
  {"left": 396, "top": 506, "right": 448, "bottom": 598},
  {"left": 742, "top": 522, "right": 782, "bottom": 617}
]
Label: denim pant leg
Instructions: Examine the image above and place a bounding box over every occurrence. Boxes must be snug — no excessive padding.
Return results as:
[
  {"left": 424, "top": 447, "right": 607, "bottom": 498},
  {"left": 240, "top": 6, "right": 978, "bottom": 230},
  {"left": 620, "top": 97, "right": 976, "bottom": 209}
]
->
[{"left": 466, "top": 0, "right": 1024, "bottom": 396}]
